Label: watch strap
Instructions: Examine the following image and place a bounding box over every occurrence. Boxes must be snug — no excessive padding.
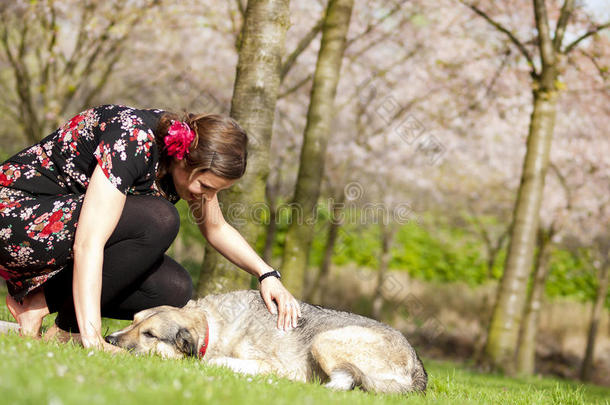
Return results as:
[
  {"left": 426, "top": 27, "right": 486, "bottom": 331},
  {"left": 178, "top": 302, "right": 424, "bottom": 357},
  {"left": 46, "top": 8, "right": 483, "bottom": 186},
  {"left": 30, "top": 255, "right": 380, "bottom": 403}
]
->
[{"left": 258, "top": 270, "right": 281, "bottom": 283}]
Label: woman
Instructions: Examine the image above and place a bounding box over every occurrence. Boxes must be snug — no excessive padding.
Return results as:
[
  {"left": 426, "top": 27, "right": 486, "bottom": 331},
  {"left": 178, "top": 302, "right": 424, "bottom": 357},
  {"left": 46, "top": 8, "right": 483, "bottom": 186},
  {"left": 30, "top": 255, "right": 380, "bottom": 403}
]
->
[{"left": 0, "top": 104, "right": 300, "bottom": 351}]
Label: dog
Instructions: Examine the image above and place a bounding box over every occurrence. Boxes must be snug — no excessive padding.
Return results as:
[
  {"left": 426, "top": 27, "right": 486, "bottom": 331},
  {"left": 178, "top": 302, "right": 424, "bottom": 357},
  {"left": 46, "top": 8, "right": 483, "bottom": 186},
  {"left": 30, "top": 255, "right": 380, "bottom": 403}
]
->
[{"left": 105, "top": 290, "right": 427, "bottom": 394}]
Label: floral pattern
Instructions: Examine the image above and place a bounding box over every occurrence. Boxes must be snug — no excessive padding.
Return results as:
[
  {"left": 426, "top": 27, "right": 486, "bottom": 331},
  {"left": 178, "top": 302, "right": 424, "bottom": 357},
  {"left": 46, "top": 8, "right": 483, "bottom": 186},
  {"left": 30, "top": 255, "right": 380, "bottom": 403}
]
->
[{"left": 0, "top": 104, "right": 179, "bottom": 300}]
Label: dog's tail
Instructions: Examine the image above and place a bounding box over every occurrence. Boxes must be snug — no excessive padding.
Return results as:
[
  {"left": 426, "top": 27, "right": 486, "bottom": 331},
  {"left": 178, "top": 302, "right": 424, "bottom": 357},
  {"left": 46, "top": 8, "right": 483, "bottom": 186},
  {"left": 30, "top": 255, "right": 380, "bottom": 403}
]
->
[
  {"left": 336, "top": 358, "right": 427, "bottom": 394},
  {"left": 409, "top": 352, "right": 428, "bottom": 392}
]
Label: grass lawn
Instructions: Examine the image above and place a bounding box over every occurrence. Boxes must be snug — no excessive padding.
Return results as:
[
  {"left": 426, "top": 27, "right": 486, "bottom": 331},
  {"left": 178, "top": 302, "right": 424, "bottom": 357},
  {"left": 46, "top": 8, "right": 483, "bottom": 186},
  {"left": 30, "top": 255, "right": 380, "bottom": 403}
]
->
[{"left": 1, "top": 292, "right": 609, "bottom": 405}]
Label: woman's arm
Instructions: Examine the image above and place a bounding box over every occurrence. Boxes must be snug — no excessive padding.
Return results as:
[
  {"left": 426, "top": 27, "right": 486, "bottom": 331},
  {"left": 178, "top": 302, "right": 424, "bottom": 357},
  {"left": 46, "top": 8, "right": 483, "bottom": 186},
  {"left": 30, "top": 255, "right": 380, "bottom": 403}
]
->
[
  {"left": 72, "top": 164, "right": 126, "bottom": 349},
  {"left": 189, "top": 194, "right": 271, "bottom": 277},
  {"left": 188, "top": 195, "right": 301, "bottom": 330}
]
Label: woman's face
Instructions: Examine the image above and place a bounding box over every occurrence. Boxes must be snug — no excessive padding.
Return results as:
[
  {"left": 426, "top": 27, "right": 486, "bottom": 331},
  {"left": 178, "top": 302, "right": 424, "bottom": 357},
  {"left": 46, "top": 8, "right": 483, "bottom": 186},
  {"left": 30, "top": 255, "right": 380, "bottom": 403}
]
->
[{"left": 170, "top": 159, "right": 236, "bottom": 203}]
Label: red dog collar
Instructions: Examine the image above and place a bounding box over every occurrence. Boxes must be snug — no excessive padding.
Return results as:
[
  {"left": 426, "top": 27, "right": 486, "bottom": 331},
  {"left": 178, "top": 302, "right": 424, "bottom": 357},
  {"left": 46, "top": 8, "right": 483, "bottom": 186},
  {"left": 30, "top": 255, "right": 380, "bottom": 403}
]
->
[{"left": 198, "top": 319, "right": 210, "bottom": 359}]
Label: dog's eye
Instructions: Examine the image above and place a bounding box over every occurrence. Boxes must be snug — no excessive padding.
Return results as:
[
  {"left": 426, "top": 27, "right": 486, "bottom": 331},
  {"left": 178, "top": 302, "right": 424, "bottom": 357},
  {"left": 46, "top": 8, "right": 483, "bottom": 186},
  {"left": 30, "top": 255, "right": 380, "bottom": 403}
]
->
[{"left": 143, "top": 330, "right": 157, "bottom": 339}]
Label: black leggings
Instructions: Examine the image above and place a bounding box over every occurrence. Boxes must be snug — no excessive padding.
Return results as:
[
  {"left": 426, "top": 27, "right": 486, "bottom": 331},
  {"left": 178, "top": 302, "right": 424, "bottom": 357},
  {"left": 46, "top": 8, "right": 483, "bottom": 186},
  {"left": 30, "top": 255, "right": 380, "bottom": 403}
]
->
[{"left": 43, "top": 195, "right": 193, "bottom": 332}]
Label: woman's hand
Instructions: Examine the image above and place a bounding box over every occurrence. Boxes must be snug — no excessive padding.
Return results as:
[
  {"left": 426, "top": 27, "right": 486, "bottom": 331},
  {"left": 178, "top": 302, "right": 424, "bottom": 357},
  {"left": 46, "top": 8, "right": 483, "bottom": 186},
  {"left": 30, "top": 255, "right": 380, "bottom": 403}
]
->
[
  {"left": 73, "top": 165, "right": 127, "bottom": 355},
  {"left": 81, "top": 333, "right": 125, "bottom": 354},
  {"left": 259, "top": 277, "right": 302, "bottom": 331},
  {"left": 100, "top": 340, "right": 125, "bottom": 354}
]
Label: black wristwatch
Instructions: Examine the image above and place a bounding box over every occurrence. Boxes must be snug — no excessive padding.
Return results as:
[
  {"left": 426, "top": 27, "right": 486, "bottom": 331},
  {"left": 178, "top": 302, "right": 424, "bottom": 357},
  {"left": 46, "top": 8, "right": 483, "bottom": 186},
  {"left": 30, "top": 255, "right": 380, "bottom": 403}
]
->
[{"left": 258, "top": 269, "right": 281, "bottom": 283}]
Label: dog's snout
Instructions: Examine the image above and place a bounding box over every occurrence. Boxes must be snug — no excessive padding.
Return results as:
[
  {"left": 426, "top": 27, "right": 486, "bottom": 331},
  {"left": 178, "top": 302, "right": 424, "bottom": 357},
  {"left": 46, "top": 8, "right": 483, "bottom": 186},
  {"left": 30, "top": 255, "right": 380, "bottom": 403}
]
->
[{"left": 105, "top": 333, "right": 119, "bottom": 346}]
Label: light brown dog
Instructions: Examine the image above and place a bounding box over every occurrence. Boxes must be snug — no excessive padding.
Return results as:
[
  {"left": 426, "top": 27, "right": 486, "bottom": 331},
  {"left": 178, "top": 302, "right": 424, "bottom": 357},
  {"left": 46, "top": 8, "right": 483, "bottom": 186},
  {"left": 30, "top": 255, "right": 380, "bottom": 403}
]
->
[{"left": 106, "top": 290, "right": 427, "bottom": 394}]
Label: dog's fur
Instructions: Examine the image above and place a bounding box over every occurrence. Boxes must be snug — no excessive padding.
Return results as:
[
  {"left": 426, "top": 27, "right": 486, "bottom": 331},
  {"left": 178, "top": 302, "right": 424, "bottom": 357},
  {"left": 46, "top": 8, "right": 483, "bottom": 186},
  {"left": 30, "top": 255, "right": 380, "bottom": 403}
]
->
[{"left": 106, "top": 290, "right": 427, "bottom": 394}]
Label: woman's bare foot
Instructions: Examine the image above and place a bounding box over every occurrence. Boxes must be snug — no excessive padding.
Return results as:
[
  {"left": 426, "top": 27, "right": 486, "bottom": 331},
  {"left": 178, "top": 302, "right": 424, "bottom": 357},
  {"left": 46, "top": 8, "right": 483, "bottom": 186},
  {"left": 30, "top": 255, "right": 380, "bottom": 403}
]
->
[
  {"left": 43, "top": 324, "right": 82, "bottom": 345},
  {"left": 5, "top": 288, "right": 50, "bottom": 337}
]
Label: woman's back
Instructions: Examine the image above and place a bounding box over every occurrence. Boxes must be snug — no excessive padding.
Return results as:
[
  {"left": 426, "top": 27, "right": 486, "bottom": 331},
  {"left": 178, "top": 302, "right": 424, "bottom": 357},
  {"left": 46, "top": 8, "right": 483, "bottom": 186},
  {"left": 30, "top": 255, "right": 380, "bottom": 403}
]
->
[
  {"left": 0, "top": 104, "right": 179, "bottom": 299},
  {"left": 1, "top": 104, "right": 173, "bottom": 199}
]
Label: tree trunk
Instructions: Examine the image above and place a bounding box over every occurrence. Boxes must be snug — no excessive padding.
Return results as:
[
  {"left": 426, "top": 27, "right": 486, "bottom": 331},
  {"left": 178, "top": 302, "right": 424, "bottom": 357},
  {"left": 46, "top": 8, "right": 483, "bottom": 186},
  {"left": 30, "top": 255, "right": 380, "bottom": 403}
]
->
[
  {"left": 580, "top": 262, "right": 609, "bottom": 381},
  {"left": 466, "top": 0, "right": 579, "bottom": 374},
  {"left": 262, "top": 175, "right": 280, "bottom": 264},
  {"left": 263, "top": 202, "right": 278, "bottom": 265},
  {"left": 516, "top": 227, "right": 552, "bottom": 375},
  {"left": 305, "top": 190, "right": 346, "bottom": 302},
  {"left": 486, "top": 237, "right": 504, "bottom": 279},
  {"left": 372, "top": 218, "right": 395, "bottom": 321},
  {"left": 196, "top": 0, "right": 290, "bottom": 296},
  {"left": 484, "top": 83, "right": 558, "bottom": 374},
  {"left": 486, "top": 250, "right": 496, "bottom": 279},
  {"left": 280, "top": 0, "right": 355, "bottom": 297}
]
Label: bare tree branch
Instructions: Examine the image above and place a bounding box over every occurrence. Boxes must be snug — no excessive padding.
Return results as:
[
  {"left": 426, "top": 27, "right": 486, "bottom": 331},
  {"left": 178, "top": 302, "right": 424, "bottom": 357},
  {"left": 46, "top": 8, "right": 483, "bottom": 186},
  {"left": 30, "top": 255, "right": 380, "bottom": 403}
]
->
[
  {"left": 533, "top": 0, "right": 556, "bottom": 70},
  {"left": 227, "top": 1, "right": 243, "bottom": 51},
  {"left": 278, "top": 73, "right": 313, "bottom": 99},
  {"left": 280, "top": 18, "right": 324, "bottom": 82},
  {"left": 577, "top": 48, "right": 609, "bottom": 82},
  {"left": 17, "top": 15, "right": 29, "bottom": 60},
  {"left": 1, "top": 0, "right": 159, "bottom": 142},
  {"left": 63, "top": 1, "right": 98, "bottom": 77},
  {"left": 0, "top": 17, "right": 17, "bottom": 67},
  {"left": 368, "top": 94, "right": 430, "bottom": 138},
  {"left": 0, "top": 98, "right": 19, "bottom": 122},
  {"left": 549, "top": 162, "right": 572, "bottom": 210},
  {"left": 552, "top": 0, "right": 574, "bottom": 52},
  {"left": 82, "top": 48, "right": 125, "bottom": 108},
  {"left": 60, "top": 2, "right": 145, "bottom": 115},
  {"left": 345, "top": 1, "right": 404, "bottom": 49},
  {"left": 456, "top": 47, "right": 512, "bottom": 117},
  {"left": 336, "top": 44, "right": 421, "bottom": 114},
  {"left": 461, "top": 1, "right": 537, "bottom": 74},
  {"left": 1, "top": 11, "right": 41, "bottom": 143},
  {"left": 563, "top": 22, "right": 610, "bottom": 54},
  {"left": 484, "top": 48, "right": 511, "bottom": 98},
  {"left": 39, "top": 2, "right": 58, "bottom": 108},
  {"left": 234, "top": 0, "right": 246, "bottom": 18},
  {"left": 467, "top": 206, "right": 493, "bottom": 247},
  {"left": 345, "top": 29, "right": 396, "bottom": 63}
]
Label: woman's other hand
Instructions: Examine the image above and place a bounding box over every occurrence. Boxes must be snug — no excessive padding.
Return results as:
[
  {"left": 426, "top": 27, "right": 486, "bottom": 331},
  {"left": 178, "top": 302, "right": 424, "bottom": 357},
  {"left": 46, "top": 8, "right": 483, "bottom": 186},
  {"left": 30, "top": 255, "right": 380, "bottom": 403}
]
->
[
  {"left": 259, "top": 277, "right": 302, "bottom": 331},
  {"left": 81, "top": 333, "right": 125, "bottom": 354},
  {"left": 100, "top": 340, "right": 125, "bottom": 354}
]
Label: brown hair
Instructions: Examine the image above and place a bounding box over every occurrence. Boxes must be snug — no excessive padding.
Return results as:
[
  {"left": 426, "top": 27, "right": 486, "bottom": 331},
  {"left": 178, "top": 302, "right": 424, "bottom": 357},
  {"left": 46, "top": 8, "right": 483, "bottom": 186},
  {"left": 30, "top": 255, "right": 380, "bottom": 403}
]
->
[{"left": 153, "top": 112, "right": 248, "bottom": 197}]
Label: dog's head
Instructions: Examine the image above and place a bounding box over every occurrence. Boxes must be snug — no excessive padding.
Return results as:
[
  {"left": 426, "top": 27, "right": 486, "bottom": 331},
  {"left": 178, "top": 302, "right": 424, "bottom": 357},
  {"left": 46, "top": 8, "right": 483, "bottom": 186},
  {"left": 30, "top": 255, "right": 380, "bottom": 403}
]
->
[{"left": 105, "top": 304, "right": 207, "bottom": 359}]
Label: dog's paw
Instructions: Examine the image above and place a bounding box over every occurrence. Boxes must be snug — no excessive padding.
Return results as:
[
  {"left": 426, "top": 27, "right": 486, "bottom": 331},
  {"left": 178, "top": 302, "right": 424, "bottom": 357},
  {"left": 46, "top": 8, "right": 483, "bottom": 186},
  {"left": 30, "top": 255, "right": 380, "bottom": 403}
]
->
[
  {"left": 208, "top": 357, "right": 262, "bottom": 376},
  {"left": 324, "top": 370, "right": 355, "bottom": 391}
]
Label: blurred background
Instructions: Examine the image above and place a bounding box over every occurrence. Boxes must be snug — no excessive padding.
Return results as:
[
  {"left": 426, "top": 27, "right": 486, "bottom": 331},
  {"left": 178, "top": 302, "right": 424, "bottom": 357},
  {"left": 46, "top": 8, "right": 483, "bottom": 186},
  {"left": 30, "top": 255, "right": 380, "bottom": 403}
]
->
[{"left": 0, "top": 0, "right": 608, "bottom": 387}]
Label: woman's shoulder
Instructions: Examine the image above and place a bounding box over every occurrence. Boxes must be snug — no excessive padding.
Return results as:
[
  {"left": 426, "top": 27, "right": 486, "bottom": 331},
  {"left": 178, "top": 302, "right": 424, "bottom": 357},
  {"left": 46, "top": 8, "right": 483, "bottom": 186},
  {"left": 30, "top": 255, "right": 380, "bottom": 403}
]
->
[
  {"left": 93, "top": 104, "right": 166, "bottom": 119},
  {"left": 91, "top": 104, "right": 167, "bottom": 131}
]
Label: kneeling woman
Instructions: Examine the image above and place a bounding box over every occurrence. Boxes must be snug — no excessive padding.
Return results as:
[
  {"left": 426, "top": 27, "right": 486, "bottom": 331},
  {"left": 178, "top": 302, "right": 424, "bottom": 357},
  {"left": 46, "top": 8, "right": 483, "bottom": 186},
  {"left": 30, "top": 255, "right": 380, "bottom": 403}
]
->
[{"left": 0, "top": 104, "right": 300, "bottom": 351}]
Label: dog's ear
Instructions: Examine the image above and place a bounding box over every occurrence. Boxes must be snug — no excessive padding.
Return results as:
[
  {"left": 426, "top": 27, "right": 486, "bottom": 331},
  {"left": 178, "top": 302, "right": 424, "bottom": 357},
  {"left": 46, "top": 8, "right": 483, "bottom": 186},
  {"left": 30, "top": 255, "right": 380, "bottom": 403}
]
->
[
  {"left": 175, "top": 328, "right": 198, "bottom": 357},
  {"left": 133, "top": 305, "right": 173, "bottom": 323}
]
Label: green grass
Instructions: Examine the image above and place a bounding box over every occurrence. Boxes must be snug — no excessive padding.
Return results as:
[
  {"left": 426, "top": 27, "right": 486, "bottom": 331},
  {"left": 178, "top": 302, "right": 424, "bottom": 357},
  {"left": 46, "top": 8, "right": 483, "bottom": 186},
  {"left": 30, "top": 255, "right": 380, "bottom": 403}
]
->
[
  {"left": 0, "top": 333, "right": 608, "bottom": 405},
  {"left": 1, "top": 286, "right": 609, "bottom": 404},
  {"left": 0, "top": 323, "right": 609, "bottom": 404}
]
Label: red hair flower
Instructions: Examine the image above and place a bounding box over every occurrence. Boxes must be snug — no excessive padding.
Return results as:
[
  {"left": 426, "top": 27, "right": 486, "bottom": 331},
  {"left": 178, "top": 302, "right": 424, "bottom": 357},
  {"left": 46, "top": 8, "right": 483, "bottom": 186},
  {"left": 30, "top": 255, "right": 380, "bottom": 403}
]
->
[{"left": 164, "top": 120, "right": 195, "bottom": 160}]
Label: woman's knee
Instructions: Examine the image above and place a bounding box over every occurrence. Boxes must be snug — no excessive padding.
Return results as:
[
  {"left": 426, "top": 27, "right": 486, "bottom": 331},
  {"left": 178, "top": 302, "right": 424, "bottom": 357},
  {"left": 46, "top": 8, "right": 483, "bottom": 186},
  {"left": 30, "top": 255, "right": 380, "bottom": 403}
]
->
[
  {"left": 172, "top": 268, "right": 194, "bottom": 307},
  {"left": 143, "top": 256, "right": 193, "bottom": 307},
  {"left": 120, "top": 195, "right": 180, "bottom": 249},
  {"left": 146, "top": 197, "right": 180, "bottom": 244}
]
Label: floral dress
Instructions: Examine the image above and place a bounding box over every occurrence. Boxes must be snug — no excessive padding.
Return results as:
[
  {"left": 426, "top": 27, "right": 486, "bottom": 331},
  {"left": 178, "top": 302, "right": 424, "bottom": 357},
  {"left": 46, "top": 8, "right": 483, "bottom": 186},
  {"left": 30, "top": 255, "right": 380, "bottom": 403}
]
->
[{"left": 0, "top": 104, "right": 180, "bottom": 301}]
